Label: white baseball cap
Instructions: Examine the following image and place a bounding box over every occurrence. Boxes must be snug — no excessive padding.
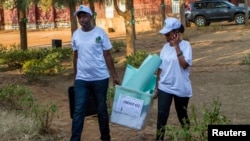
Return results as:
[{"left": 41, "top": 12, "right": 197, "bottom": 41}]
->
[
  {"left": 74, "top": 5, "right": 93, "bottom": 16},
  {"left": 159, "top": 17, "right": 181, "bottom": 34}
]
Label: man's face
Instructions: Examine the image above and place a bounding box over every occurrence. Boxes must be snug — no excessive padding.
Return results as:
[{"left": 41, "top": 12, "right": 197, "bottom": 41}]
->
[{"left": 77, "top": 12, "right": 92, "bottom": 31}]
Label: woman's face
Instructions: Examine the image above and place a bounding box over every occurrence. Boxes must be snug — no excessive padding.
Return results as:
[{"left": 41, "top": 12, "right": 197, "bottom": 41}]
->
[{"left": 164, "top": 30, "right": 178, "bottom": 42}]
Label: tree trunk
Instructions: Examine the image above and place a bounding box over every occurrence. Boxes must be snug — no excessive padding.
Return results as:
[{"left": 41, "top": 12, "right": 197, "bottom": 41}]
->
[
  {"left": 114, "top": 0, "right": 135, "bottom": 56},
  {"left": 89, "top": 1, "right": 96, "bottom": 26},
  {"left": 35, "top": 4, "right": 39, "bottom": 29},
  {"left": 160, "top": 0, "right": 166, "bottom": 28},
  {"left": 131, "top": 4, "right": 136, "bottom": 40},
  {"left": 125, "top": 17, "right": 135, "bottom": 56},
  {"left": 125, "top": 0, "right": 135, "bottom": 56},
  {"left": 19, "top": 9, "right": 28, "bottom": 50},
  {"left": 245, "top": 0, "right": 249, "bottom": 25},
  {"left": 179, "top": 0, "right": 186, "bottom": 27},
  {"left": 52, "top": 5, "right": 57, "bottom": 28},
  {"left": 69, "top": 2, "right": 78, "bottom": 36}
]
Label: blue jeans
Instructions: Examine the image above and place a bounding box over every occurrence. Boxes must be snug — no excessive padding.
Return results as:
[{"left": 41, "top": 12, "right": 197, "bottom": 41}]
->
[
  {"left": 156, "top": 89, "right": 190, "bottom": 141},
  {"left": 70, "top": 78, "right": 110, "bottom": 141}
]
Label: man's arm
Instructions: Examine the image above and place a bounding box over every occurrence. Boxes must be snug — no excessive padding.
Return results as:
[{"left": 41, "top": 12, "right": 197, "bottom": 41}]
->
[
  {"left": 103, "top": 50, "right": 120, "bottom": 86},
  {"left": 73, "top": 50, "right": 78, "bottom": 79}
]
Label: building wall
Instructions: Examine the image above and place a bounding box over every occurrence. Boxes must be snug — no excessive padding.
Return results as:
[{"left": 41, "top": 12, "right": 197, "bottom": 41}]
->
[
  {"left": 1, "top": 0, "right": 170, "bottom": 32},
  {"left": 0, "top": 0, "right": 249, "bottom": 32}
]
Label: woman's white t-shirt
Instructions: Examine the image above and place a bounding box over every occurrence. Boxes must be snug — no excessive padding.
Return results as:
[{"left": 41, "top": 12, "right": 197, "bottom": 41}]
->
[
  {"left": 72, "top": 27, "right": 112, "bottom": 81},
  {"left": 158, "top": 40, "right": 192, "bottom": 97}
]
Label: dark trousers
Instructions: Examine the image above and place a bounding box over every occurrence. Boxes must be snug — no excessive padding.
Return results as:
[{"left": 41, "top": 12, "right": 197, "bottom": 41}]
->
[
  {"left": 70, "top": 78, "right": 110, "bottom": 141},
  {"left": 156, "top": 89, "right": 190, "bottom": 141}
]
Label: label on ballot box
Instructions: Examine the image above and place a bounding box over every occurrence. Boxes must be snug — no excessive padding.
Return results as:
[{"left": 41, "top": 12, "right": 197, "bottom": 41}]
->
[{"left": 115, "top": 94, "right": 144, "bottom": 118}]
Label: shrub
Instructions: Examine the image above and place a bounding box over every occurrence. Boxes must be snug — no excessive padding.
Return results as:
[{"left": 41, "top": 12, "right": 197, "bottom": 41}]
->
[
  {"left": 241, "top": 54, "right": 250, "bottom": 65},
  {"left": 0, "top": 47, "right": 72, "bottom": 70},
  {"left": 164, "top": 100, "right": 230, "bottom": 141},
  {"left": 31, "top": 102, "right": 59, "bottom": 133},
  {"left": 107, "top": 86, "right": 115, "bottom": 114},
  {"left": 0, "top": 49, "right": 32, "bottom": 68},
  {"left": 111, "top": 40, "right": 125, "bottom": 53},
  {"left": 22, "top": 52, "right": 64, "bottom": 76},
  {"left": 0, "top": 84, "right": 35, "bottom": 111},
  {"left": 0, "top": 43, "right": 8, "bottom": 54},
  {"left": 0, "top": 84, "right": 59, "bottom": 135},
  {"left": 124, "top": 50, "right": 149, "bottom": 68},
  {"left": 0, "top": 47, "right": 72, "bottom": 80}
]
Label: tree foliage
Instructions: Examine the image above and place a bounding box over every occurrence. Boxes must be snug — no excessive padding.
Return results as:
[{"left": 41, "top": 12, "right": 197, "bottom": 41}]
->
[
  {"left": 0, "top": 0, "right": 39, "bottom": 50},
  {"left": 39, "top": 0, "right": 52, "bottom": 11}
]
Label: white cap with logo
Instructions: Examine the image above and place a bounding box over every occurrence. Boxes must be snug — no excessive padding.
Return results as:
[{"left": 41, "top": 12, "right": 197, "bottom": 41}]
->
[
  {"left": 159, "top": 17, "right": 181, "bottom": 34},
  {"left": 74, "top": 5, "right": 93, "bottom": 16}
]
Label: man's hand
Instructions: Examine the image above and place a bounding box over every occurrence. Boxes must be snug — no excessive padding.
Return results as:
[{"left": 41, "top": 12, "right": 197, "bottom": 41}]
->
[{"left": 113, "top": 76, "right": 120, "bottom": 86}]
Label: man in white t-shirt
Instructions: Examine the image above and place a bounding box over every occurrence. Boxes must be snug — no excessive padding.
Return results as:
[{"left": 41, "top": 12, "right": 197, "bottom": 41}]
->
[{"left": 70, "top": 5, "right": 120, "bottom": 141}]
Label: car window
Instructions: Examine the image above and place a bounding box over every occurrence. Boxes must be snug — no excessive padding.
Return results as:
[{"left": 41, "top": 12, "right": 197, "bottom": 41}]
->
[
  {"left": 215, "top": 2, "right": 228, "bottom": 8},
  {"left": 193, "top": 3, "right": 205, "bottom": 9},
  {"left": 206, "top": 2, "right": 214, "bottom": 9},
  {"left": 224, "top": 1, "right": 236, "bottom": 6}
]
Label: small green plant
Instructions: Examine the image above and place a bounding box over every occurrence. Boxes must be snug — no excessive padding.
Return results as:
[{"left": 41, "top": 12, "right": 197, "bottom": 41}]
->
[
  {"left": 54, "top": 47, "right": 72, "bottom": 59},
  {"left": 0, "top": 49, "right": 31, "bottom": 68},
  {"left": 0, "top": 84, "right": 35, "bottom": 111},
  {"left": 31, "top": 102, "right": 59, "bottom": 133},
  {"left": 22, "top": 52, "right": 64, "bottom": 76},
  {"left": 107, "top": 86, "right": 115, "bottom": 114},
  {"left": 165, "top": 100, "right": 230, "bottom": 141},
  {"left": 241, "top": 54, "right": 250, "bottom": 65},
  {"left": 124, "top": 50, "right": 149, "bottom": 68},
  {"left": 111, "top": 40, "right": 125, "bottom": 53},
  {"left": 0, "top": 43, "right": 8, "bottom": 54},
  {"left": 9, "top": 43, "right": 21, "bottom": 50},
  {"left": 0, "top": 84, "right": 59, "bottom": 135}
]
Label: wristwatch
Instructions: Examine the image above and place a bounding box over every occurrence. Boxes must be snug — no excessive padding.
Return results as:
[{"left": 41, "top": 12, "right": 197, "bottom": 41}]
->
[{"left": 177, "top": 51, "right": 182, "bottom": 57}]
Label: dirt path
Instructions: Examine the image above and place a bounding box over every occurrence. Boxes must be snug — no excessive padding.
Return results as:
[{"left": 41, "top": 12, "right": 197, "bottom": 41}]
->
[{"left": 0, "top": 24, "right": 250, "bottom": 141}]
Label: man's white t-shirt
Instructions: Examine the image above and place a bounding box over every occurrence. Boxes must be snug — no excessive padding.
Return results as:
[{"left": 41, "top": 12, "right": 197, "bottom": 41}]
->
[
  {"left": 72, "top": 27, "right": 112, "bottom": 81},
  {"left": 158, "top": 40, "right": 192, "bottom": 97}
]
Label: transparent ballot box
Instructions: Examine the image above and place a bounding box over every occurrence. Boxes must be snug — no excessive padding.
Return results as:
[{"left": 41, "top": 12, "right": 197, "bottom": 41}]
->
[{"left": 110, "top": 85, "right": 154, "bottom": 130}]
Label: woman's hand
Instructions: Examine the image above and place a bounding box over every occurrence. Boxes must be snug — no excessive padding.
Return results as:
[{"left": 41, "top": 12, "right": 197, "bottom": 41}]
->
[{"left": 170, "top": 32, "right": 179, "bottom": 46}]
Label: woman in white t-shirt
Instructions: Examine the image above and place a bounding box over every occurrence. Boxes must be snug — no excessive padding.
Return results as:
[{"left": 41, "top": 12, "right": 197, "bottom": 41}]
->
[{"left": 154, "top": 17, "right": 192, "bottom": 141}]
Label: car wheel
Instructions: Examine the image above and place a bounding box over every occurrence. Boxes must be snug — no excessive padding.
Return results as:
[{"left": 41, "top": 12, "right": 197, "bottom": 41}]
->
[
  {"left": 195, "top": 16, "right": 206, "bottom": 26},
  {"left": 235, "top": 13, "right": 245, "bottom": 24}
]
